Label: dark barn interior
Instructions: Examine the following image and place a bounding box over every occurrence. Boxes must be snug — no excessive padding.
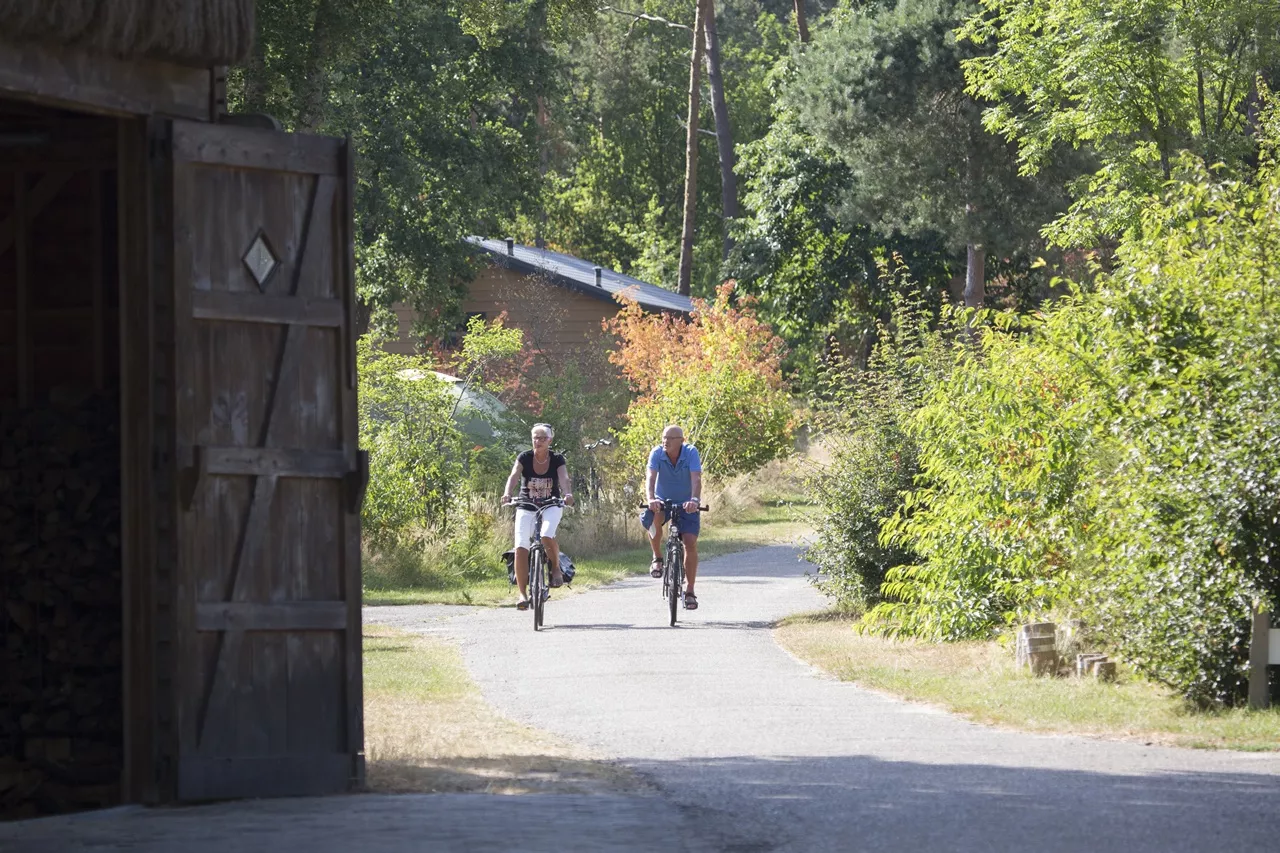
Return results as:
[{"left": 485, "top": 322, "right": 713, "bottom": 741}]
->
[{"left": 0, "top": 100, "right": 124, "bottom": 818}]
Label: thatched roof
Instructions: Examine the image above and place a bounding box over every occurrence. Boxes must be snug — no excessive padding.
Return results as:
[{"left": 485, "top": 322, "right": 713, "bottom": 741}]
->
[{"left": 0, "top": 0, "right": 253, "bottom": 66}]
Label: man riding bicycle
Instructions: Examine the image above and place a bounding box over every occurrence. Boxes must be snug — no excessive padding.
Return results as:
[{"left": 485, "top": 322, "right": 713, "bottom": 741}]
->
[{"left": 640, "top": 424, "right": 703, "bottom": 610}]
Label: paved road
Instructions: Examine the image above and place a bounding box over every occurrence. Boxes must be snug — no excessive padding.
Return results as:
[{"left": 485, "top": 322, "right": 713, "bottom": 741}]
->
[
  {"left": 369, "top": 544, "right": 1280, "bottom": 853},
  {"left": 7, "top": 544, "right": 1280, "bottom": 852}
]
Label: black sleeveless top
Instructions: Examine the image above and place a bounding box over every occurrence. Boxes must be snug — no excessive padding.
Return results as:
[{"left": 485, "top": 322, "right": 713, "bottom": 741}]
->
[{"left": 517, "top": 450, "right": 565, "bottom": 502}]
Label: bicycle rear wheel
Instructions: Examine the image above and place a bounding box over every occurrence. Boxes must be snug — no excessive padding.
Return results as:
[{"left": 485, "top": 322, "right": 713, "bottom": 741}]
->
[
  {"left": 666, "top": 539, "right": 682, "bottom": 626},
  {"left": 531, "top": 547, "right": 546, "bottom": 630}
]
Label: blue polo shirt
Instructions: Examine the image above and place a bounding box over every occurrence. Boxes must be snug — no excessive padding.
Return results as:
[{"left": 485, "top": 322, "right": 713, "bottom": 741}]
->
[{"left": 648, "top": 443, "right": 702, "bottom": 503}]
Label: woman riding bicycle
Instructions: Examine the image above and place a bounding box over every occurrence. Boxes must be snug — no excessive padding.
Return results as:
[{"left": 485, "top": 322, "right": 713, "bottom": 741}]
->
[{"left": 501, "top": 422, "right": 575, "bottom": 611}]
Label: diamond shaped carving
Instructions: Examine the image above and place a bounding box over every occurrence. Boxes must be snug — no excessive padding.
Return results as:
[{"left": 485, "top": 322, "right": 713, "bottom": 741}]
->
[{"left": 242, "top": 231, "right": 278, "bottom": 292}]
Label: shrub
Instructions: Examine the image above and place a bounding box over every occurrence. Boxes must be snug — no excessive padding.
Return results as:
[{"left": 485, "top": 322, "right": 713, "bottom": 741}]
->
[
  {"left": 804, "top": 275, "right": 952, "bottom": 610},
  {"left": 358, "top": 336, "right": 468, "bottom": 547},
  {"left": 609, "top": 281, "right": 795, "bottom": 479}
]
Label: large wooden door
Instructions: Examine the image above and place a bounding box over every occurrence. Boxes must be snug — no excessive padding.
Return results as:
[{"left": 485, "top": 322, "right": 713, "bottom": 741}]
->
[{"left": 156, "top": 119, "right": 365, "bottom": 800}]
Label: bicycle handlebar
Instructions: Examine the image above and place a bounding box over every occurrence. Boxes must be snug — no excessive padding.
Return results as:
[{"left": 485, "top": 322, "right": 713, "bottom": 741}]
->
[
  {"left": 638, "top": 500, "right": 709, "bottom": 512},
  {"left": 508, "top": 497, "right": 566, "bottom": 511}
]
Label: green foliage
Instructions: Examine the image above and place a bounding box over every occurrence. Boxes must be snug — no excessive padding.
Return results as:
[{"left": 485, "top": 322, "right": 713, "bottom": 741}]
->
[
  {"left": 860, "top": 112, "right": 1280, "bottom": 703},
  {"left": 961, "top": 0, "right": 1280, "bottom": 246},
  {"left": 234, "top": 0, "right": 559, "bottom": 334},
  {"left": 620, "top": 358, "right": 795, "bottom": 477},
  {"left": 610, "top": 282, "right": 795, "bottom": 479},
  {"left": 804, "top": 269, "right": 953, "bottom": 608},
  {"left": 790, "top": 0, "right": 1077, "bottom": 259},
  {"left": 530, "top": 1, "right": 789, "bottom": 296},
  {"left": 730, "top": 99, "right": 954, "bottom": 384},
  {"left": 358, "top": 337, "right": 469, "bottom": 546}
]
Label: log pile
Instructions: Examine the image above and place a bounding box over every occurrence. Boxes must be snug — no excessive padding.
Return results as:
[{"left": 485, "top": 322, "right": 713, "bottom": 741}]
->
[{"left": 0, "top": 393, "right": 122, "bottom": 819}]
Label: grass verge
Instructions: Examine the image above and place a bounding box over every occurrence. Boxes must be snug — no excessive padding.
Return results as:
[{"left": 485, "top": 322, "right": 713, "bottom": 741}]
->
[
  {"left": 775, "top": 611, "right": 1280, "bottom": 751},
  {"left": 363, "top": 626, "right": 648, "bottom": 794}
]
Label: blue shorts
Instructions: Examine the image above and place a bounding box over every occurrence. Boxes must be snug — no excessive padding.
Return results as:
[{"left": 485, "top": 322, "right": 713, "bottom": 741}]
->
[{"left": 640, "top": 506, "right": 700, "bottom": 538}]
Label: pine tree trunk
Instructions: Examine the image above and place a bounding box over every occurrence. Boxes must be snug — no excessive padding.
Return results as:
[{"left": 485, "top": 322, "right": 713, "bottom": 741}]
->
[
  {"left": 702, "top": 0, "right": 738, "bottom": 261},
  {"left": 794, "top": 0, "right": 810, "bottom": 44},
  {"left": 964, "top": 243, "right": 985, "bottom": 308},
  {"left": 678, "top": 0, "right": 709, "bottom": 297}
]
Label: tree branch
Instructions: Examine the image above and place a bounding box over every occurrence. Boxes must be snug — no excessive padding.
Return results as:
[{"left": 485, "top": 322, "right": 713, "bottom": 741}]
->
[{"left": 598, "top": 5, "right": 691, "bottom": 31}]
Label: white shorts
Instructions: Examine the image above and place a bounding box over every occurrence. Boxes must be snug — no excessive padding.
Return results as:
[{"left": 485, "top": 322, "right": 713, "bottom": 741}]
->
[{"left": 514, "top": 506, "right": 563, "bottom": 549}]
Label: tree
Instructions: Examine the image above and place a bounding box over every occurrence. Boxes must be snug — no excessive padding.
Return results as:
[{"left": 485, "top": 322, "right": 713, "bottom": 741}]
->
[
  {"left": 789, "top": 0, "right": 1078, "bottom": 306},
  {"left": 679, "top": 0, "right": 712, "bottom": 296},
  {"left": 703, "top": 0, "right": 740, "bottom": 259},
  {"left": 607, "top": 282, "right": 794, "bottom": 478},
  {"left": 532, "top": 2, "right": 789, "bottom": 296},
  {"left": 961, "top": 0, "right": 1280, "bottom": 246},
  {"left": 232, "top": 0, "right": 569, "bottom": 335}
]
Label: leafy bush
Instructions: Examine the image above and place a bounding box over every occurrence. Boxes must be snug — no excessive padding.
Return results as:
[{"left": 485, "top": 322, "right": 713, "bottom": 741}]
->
[
  {"left": 804, "top": 277, "right": 952, "bottom": 609},
  {"left": 608, "top": 281, "right": 795, "bottom": 479},
  {"left": 862, "top": 132, "right": 1280, "bottom": 703},
  {"left": 358, "top": 336, "right": 468, "bottom": 546}
]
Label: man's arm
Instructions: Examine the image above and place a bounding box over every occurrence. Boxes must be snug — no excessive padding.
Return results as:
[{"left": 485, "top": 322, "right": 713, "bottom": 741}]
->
[
  {"left": 684, "top": 470, "right": 702, "bottom": 513},
  {"left": 647, "top": 467, "right": 660, "bottom": 511}
]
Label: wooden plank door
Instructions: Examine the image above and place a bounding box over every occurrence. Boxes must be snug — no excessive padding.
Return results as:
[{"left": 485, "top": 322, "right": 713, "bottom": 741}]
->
[{"left": 155, "top": 119, "right": 365, "bottom": 800}]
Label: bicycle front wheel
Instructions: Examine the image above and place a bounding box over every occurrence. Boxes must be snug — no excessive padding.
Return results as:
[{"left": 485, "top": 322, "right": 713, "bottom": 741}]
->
[
  {"left": 667, "top": 540, "right": 683, "bottom": 627},
  {"left": 531, "top": 547, "right": 546, "bottom": 630}
]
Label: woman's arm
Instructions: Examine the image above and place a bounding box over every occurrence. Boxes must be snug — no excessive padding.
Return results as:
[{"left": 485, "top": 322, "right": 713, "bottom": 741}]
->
[
  {"left": 501, "top": 459, "right": 522, "bottom": 504},
  {"left": 557, "top": 459, "right": 575, "bottom": 507}
]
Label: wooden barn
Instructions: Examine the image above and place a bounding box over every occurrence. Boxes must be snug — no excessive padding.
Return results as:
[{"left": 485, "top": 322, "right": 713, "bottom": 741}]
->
[
  {"left": 0, "top": 1, "right": 366, "bottom": 817},
  {"left": 387, "top": 237, "right": 696, "bottom": 357}
]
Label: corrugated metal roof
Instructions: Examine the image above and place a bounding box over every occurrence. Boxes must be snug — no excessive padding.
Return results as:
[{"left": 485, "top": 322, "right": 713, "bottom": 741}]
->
[{"left": 466, "top": 237, "right": 695, "bottom": 315}]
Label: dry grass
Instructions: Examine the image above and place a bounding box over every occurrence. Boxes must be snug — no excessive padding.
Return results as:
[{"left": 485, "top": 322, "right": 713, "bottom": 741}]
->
[
  {"left": 776, "top": 612, "right": 1280, "bottom": 751},
  {"left": 363, "top": 628, "right": 648, "bottom": 794}
]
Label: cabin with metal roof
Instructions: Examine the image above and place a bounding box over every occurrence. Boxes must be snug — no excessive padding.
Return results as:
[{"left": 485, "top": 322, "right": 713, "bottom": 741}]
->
[{"left": 388, "top": 237, "right": 695, "bottom": 357}]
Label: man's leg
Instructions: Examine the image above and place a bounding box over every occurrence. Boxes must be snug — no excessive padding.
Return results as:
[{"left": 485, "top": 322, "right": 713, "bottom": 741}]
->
[
  {"left": 683, "top": 533, "right": 698, "bottom": 595},
  {"left": 647, "top": 509, "right": 667, "bottom": 572}
]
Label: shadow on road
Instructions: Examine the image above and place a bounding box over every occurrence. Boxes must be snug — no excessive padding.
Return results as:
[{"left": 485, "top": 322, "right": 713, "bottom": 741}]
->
[{"left": 623, "top": 752, "right": 1280, "bottom": 853}]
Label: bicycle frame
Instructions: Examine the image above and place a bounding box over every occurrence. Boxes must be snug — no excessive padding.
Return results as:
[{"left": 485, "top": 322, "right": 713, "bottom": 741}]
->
[{"left": 512, "top": 497, "right": 563, "bottom": 630}]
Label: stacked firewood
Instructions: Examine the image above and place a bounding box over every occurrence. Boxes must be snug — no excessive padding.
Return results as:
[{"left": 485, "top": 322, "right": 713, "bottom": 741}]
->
[{"left": 0, "top": 393, "right": 122, "bottom": 818}]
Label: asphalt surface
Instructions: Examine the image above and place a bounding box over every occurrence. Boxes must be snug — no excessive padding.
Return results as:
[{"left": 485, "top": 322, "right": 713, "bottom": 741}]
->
[
  {"left": 7, "top": 543, "right": 1280, "bottom": 852},
  {"left": 369, "top": 544, "right": 1280, "bottom": 853}
]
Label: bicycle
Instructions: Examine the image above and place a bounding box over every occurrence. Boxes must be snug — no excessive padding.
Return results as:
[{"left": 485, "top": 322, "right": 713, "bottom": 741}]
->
[
  {"left": 509, "top": 497, "right": 565, "bottom": 630},
  {"left": 643, "top": 499, "right": 708, "bottom": 626}
]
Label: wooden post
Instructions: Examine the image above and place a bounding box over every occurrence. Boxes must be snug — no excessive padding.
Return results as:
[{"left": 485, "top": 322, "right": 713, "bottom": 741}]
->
[{"left": 1249, "top": 606, "right": 1271, "bottom": 710}]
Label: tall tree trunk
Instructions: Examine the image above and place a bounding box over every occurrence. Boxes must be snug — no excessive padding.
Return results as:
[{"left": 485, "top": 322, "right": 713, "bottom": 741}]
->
[
  {"left": 296, "top": 0, "right": 342, "bottom": 131},
  {"left": 963, "top": 142, "right": 985, "bottom": 308},
  {"left": 678, "top": 0, "right": 709, "bottom": 297},
  {"left": 536, "top": 94, "right": 549, "bottom": 249},
  {"left": 702, "top": 0, "right": 738, "bottom": 261},
  {"left": 964, "top": 243, "right": 985, "bottom": 308},
  {"left": 794, "top": 0, "right": 810, "bottom": 44}
]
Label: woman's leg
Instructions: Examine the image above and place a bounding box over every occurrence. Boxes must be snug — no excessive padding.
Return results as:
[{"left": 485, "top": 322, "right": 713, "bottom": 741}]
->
[
  {"left": 514, "top": 547, "right": 530, "bottom": 600},
  {"left": 543, "top": 536, "right": 562, "bottom": 585}
]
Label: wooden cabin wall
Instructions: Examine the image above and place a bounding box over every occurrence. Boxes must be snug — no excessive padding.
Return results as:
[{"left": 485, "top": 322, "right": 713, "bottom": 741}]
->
[{"left": 0, "top": 103, "right": 124, "bottom": 819}]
